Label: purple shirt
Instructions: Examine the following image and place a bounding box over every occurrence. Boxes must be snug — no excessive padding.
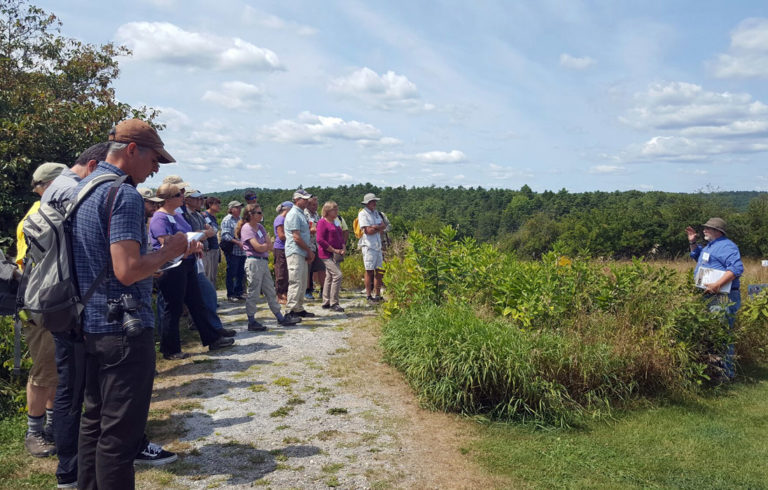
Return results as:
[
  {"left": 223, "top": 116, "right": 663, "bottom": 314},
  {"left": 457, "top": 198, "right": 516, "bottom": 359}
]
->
[
  {"left": 316, "top": 217, "right": 344, "bottom": 260},
  {"left": 273, "top": 214, "right": 286, "bottom": 250},
  {"left": 241, "top": 222, "right": 269, "bottom": 258},
  {"left": 149, "top": 211, "right": 192, "bottom": 251}
]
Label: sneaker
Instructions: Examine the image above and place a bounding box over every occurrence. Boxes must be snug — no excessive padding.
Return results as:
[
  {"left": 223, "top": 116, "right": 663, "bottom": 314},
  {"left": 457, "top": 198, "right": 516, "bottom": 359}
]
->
[
  {"left": 367, "top": 296, "right": 377, "bottom": 305},
  {"left": 330, "top": 304, "right": 345, "bottom": 312},
  {"left": 321, "top": 303, "right": 331, "bottom": 309},
  {"left": 372, "top": 296, "right": 384, "bottom": 303},
  {"left": 25, "top": 431, "right": 56, "bottom": 458},
  {"left": 163, "top": 352, "right": 190, "bottom": 360},
  {"left": 227, "top": 296, "right": 241, "bottom": 302},
  {"left": 304, "top": 292, "right": 314, "bottom": 300},
  {"left": 294, "top": 310, "right": 316, "bottom": 318},
  {"left": 219, "top": 328, "right": 237, "bottom": 337},
  {"left": 236, "top": 294, "right": 247, "bottom": 301},
  {"left": 56, "top": 477, "right": 77, "bottom": 488},
  {"left": 247, "top": 320, "right": 267, "bottom": 332},
  {"left": 134, "top": 441, "right": 178, "bottom": 466},
  {"left": 209, "top": 337, "right": 235, "bottom": 351},
  {"left": 281, "top": 313, "right": 302, "bottom": 325}
]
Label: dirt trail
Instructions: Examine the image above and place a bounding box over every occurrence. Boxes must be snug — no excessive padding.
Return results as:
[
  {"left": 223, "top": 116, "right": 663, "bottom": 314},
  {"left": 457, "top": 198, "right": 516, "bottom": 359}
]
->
[{"left": 137, "top": 291, "right": 507, "bottom": 489}]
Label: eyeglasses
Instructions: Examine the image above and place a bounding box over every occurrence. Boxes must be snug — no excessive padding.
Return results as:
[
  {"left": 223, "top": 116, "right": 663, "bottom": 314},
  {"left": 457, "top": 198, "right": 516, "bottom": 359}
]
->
[{"left": 256, "top": 211, "right": 263, "bottom": 214}]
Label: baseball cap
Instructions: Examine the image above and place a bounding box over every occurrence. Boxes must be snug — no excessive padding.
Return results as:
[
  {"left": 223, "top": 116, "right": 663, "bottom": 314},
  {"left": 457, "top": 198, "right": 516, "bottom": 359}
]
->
[
  {"left": 276, "top": 200, "right": 294, "bottom": 213},
  {"left": 228, "top": 200, "right": 243, "bottom": 209},
  {"left": 137, "top": 187, "right": 163, "bottom": 203},
  {"left": 108, "top": 119, "right": 175, "bottom": 163},
  {"left": 292, "top": 189, "right": 311, "bottom": 200},
  {"left": 31, "top": 162, "right": 67, "bottom": 188},
  {"left": 185, "top": 189, "right": 203, "bottom": 198}
]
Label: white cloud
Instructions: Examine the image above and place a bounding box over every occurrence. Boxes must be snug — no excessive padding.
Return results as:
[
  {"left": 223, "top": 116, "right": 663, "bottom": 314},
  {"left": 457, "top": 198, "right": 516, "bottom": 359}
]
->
[
  {"left": 317, "top": 172, "right": 356, "bottom": 182},
  {"left": 242, "top": 6, "right": 317, "bottom": 36},
  {"left": 202, "top": 81, "right": 264, "bottom": 110},
  {"left": 559, "top": 53, "right": 596, "bottom": 70},
  {"left": 709, "top": 18, "right": 768, "bottom": 78},
  {"left": 245, "top": 164, "right": 265, "bottom": 170},
  {"left": 620, "top": 81, "right": 768, "bottom": 130},
  {"left": 371, "top": 161, "right": 406, "bottom": 175},
  {"left": 115, "top": 22, "right": 283, "bottom": 71},
  {"left": 589, "top": 165, "right": 625, "bottom": 174},
  {"left": 156, "top": 106, "right": 191, "bottom": 129},
  {"left": 259, "top": 111, "right": 384, "bottom": 145},
  {"left": 488, "top": 163, "right": 534, "bottom": 180},
  {"left": 329, "top": 67, "right": 433, "bottom": 111},
  {"left": 613, "top": 81, "right": 768, "bottom": 163},
  {"left": 415, "top": 150, "right": 467, "bottom": 164}
]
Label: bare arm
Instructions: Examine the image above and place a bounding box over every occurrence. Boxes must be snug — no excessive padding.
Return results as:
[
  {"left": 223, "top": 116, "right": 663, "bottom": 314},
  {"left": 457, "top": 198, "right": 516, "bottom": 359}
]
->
[
  {"left": 110, "top": 232, "right": 188, "bottom": 286},
  {"left": 249, "top": 236, "right": 272, "bottom": 253},
  {"left": 276, "top": 224, "right": 286, "bottom": 242},
  {"left": 705, "top": 270, "right": 736, "bottom": 295}
]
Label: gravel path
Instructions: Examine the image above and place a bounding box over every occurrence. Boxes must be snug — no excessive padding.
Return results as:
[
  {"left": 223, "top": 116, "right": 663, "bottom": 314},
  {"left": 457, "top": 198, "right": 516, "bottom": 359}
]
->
[{"left": 141, "top": 291, "right": 408, "bottom": 489}]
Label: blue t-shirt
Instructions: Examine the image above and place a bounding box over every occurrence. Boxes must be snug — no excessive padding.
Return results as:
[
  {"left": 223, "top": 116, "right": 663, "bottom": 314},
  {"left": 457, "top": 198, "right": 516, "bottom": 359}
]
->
[
  {"left": 71, "top": 162, "right": 154, "bottom": 334},
  {"left": 284, "top": 206, "right": 309, "bottom": 257},
  {"left": 691, "top": 236, "right": 744, "bottom": 290}
]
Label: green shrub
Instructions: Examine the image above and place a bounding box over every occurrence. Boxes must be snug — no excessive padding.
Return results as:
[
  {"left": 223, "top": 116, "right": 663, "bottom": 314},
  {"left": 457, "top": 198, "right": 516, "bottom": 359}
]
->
[
  {"left": 0, "top": 317, "right": 28, "bottom": 417},
  {"left": 380, "top": 228, "right": 766, "bottom": 425}
]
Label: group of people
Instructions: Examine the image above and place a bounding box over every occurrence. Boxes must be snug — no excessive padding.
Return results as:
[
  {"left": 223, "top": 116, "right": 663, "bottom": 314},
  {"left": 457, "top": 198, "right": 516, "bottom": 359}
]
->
[{"left": 12, "top": 119, "right": 394, "bottom": 489}]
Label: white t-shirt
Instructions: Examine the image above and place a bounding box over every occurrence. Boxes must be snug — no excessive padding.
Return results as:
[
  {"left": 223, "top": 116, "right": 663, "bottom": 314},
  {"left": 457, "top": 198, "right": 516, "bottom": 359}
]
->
[{"left": 357, "top": 207, "right": 383, "bottom": 251}]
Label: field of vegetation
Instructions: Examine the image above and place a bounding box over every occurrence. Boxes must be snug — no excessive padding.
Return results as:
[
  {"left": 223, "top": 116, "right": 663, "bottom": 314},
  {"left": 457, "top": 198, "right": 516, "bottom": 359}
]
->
[{"left": 380, "top": 228, "right": 768, "bottom": 427}]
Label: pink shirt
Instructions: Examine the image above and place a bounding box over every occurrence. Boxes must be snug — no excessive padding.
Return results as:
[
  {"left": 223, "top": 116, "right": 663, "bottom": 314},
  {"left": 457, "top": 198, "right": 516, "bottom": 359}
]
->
[
  {"left": 241, "top": 222, "right": 269, "bottom": 258},
  {"left": 316, "top": 217, "right": 344, "bottom": 260}
]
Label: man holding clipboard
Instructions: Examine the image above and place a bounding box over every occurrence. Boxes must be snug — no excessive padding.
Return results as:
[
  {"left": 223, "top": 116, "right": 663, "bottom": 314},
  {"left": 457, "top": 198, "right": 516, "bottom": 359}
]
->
[{"left": 686, "top": 217, "right": 743, "bottom": 380}]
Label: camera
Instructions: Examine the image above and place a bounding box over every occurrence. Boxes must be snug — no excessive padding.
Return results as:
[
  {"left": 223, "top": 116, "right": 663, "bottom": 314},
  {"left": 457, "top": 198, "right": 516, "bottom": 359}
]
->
[{"left": 107, "top": 294, "right": 144, "bottom": 337}]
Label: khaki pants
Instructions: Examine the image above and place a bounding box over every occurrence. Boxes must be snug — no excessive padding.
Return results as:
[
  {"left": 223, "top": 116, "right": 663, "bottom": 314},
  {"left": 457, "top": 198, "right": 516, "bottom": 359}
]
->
[
  {"left": 203, "top": 248, "right": 220, "bottom": 286},
  {"left": 286, "top": 253, "right": 308, "bottom": 313},
  {"left": 245, "top": 257, "right": 281, "bottom": 318},
  {"left": 322, "top": 258, "right": 342, "bottom": 306}
]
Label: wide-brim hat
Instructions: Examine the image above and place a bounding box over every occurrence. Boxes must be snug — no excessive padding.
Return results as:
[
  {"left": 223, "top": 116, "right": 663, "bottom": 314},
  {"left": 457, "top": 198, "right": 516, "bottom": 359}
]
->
[
  {"left": 137, "top": 187, "right": 163, "bottom": 203},
  {"left": 361, "top": 193, "right": 381, "bottom": 204},
  {"left": 162, "top": 175, "right": 191, "bottom": 188},
  {"left": 702, "top": 217, "right": 727, "bottom": 235}
]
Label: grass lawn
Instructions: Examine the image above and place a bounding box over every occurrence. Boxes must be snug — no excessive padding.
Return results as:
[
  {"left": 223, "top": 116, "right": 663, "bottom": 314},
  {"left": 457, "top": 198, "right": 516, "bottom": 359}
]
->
[{"left": 472, "top": 367, "right": 768, "bottom": 489}]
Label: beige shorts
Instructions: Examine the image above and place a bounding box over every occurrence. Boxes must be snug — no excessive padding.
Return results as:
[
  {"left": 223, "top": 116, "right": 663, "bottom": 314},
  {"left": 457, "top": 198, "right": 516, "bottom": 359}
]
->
[{"left": 22, "top": 322, "right": 58, "bottom": 388}]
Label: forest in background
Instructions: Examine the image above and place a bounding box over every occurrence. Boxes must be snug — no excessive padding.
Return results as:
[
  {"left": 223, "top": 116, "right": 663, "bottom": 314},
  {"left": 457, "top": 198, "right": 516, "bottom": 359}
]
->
[{"left": 208, "top": 184, "right": 768, "bottom": 260}]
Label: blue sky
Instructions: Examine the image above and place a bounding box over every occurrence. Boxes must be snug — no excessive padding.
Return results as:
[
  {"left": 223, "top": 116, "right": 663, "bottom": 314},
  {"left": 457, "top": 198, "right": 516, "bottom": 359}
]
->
[{"left": 38, "top": 0, "right": 768, "bottom": 193}]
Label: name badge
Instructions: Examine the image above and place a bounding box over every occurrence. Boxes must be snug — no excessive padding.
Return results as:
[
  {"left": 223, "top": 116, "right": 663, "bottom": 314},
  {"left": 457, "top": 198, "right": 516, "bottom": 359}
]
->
[
  {"left": 257, "top": 229, "right": 264, "bottom": 239},
  {"left": 702, "top": 252, "right": 710, "bottom": 262},
  {"left": 167, "top": 215, "right": 176, "bottom": 224},
  {"left": 205, "top": 217, "right": 212, "bottom": 224}
]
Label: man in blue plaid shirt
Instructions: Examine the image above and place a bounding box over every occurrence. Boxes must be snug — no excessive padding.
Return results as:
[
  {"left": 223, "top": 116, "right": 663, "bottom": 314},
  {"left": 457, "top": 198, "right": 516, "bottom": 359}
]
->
[{"left": 71, "top": 120, "right": 189, "bottom": 490}]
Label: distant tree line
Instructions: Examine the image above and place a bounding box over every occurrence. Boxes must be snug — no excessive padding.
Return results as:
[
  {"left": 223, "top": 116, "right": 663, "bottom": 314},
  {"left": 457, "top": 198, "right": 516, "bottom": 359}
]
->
[{"left": 210, "top": 184, "right": 768, "bottom": 260}]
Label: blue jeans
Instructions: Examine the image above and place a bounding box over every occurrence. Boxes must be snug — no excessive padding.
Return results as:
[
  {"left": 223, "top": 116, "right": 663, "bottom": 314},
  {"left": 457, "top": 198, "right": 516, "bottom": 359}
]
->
[
  {"left": 225, "top": 253, "right": 245, "bottom": 297},
  {"left": 52, "top": 331, "right": 81, "bottom": 484},
  {"left": 197, "top": 272, "right": 224, "bottom": 330}
]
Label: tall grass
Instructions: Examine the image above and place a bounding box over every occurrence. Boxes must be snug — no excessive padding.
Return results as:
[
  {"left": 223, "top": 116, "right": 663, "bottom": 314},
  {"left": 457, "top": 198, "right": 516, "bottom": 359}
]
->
[{"left": 380, "top": 227, "right": 768, "bottom": 426}]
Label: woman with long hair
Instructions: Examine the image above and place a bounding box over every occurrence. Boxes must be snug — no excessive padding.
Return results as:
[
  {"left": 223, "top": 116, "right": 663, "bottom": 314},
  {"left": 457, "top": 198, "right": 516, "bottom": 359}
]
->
[{"left": 237, "top": 204, "right": 299, "bottom": 330}]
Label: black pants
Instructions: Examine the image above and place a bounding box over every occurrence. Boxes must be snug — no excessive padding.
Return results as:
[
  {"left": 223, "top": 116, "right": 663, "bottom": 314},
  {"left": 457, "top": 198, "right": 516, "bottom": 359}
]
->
[
  {"left": 77, "top": 328, "right": 155, "bottom": 490},
  {"left": 157, "top": 258, "right": 220, "bottom": 356},
  {"left": 52, "top": 331, "right": 81, "bottom": 484}
]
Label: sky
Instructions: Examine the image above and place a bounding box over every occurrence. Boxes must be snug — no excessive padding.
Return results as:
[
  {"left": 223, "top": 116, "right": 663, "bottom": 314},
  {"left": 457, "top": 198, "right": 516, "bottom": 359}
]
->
[{"left": 36, "top": 0, "right": 768, "bottom": 193}]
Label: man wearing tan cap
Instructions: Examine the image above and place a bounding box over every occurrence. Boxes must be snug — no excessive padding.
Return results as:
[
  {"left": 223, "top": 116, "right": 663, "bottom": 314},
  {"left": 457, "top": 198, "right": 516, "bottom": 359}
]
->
[
  {"left": 686, "top": 218, "right": 744, "bottom": 381},
  {"left": 70, "top": 119, "right": 189, "bottom": 489},
  {"left": 15, "top": 162, "right": 66, "bottom": 462}
]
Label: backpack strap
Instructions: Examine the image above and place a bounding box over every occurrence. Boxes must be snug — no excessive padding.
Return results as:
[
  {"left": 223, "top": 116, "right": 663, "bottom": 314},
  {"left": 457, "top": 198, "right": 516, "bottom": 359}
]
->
[{"left": 80, "top": 174, "right": 129, "bottom": 304}]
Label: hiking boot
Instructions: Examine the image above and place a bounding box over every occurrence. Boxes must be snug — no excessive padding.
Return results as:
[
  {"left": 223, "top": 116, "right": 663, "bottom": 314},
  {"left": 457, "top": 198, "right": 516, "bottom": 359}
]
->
[
  {"left": 281, "top": 313, "right": 302, "bottom": 325},
  {"left": 134, "top": 441, "right": 178, "bottom": 466},
  {"left": 294, "top": 310, "right": 315, "bottom": 318},
  {"left": 321, "top": 303, "right": 331, "bottom": 309},
  {"left": 25, "top": 431, "right": 56, "bottom": 458},
  {"left": 330, "top": 304, "right": 345, "bottom": 312},
  {"left": 163, "top": 352, "right": 190, "bottom": 360},
  {"left": 247, "top": 320, "right": 267, "bottom": 332},
  {"left": 219, "top": 328, "right": 237, "bottom": 337},
  {"left": 209, "top": 337, "right": 235, "bottom": 351}
]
